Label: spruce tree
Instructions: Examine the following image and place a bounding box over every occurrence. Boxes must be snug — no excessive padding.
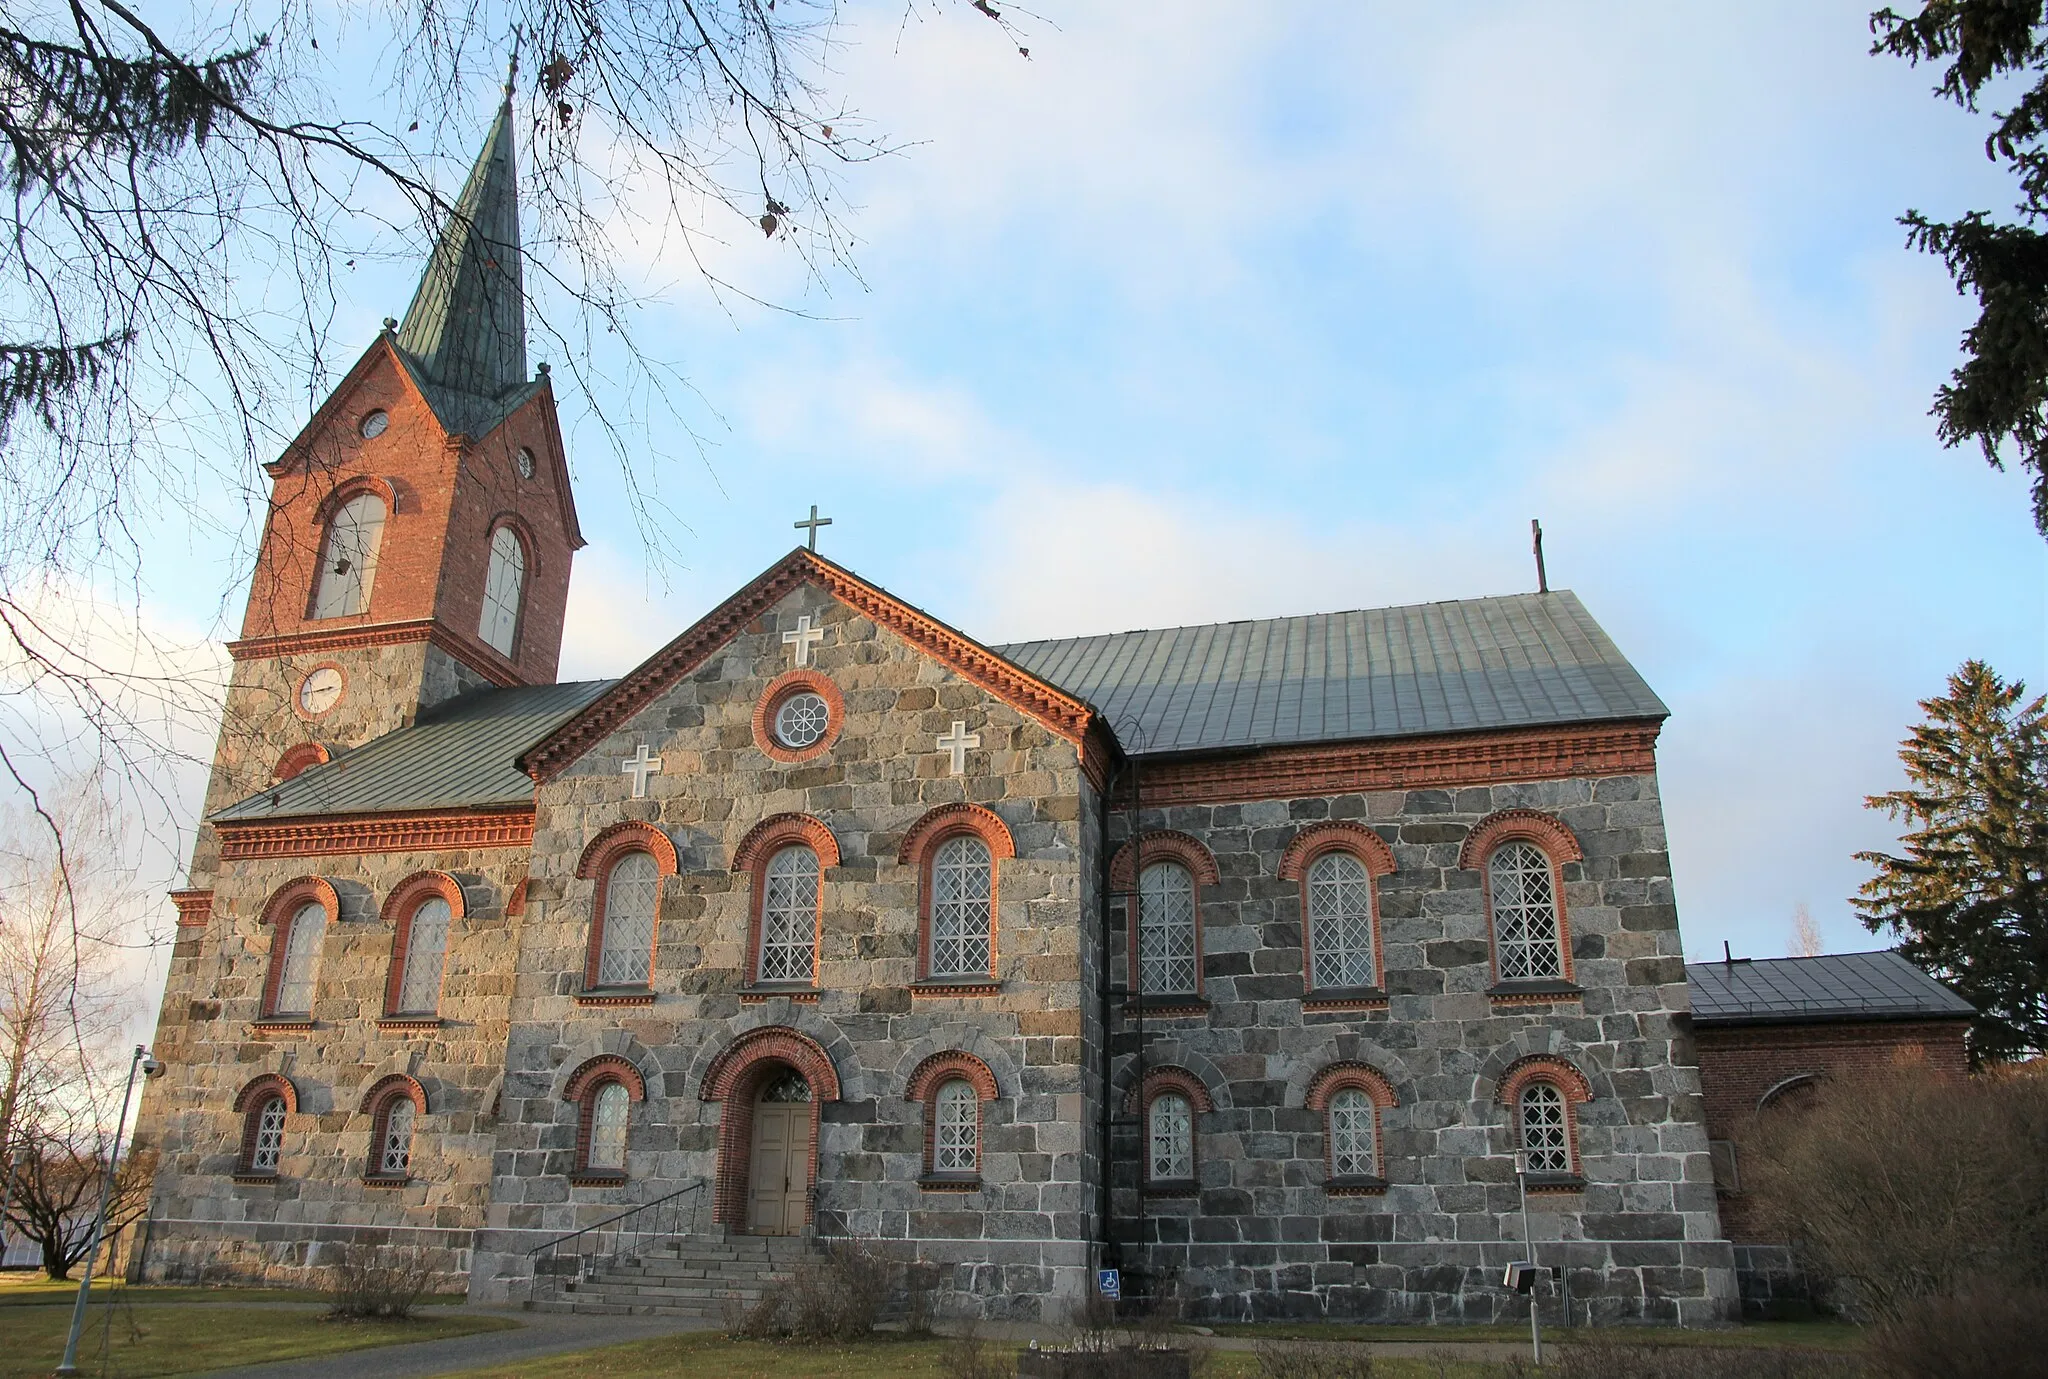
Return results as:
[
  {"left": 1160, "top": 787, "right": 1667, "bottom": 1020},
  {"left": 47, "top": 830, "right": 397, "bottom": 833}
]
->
[{"left": 1855, "top": 660, "right": 2048, "bottom": 1063}]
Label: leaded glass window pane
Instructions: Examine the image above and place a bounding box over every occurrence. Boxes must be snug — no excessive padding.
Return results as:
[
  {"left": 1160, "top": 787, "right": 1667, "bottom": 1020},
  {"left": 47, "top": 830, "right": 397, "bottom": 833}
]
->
[
  {"left": 1149, "top": 1092, "right": 1193, "bottom": 1182},
  {"left": 251, "top": 1097, "right": 286, "bottom": 1173},
  {"left": 760, "top": 1071, "right": 811, "bottom": 1102},
  {"left": 934, "top": 1080, "right": 979, "bottom": 1173},
  {"left": 775, "top": 693, "right": 831, "bottom": 749},
  {"left": 1329, "top": 1088, "right": 1377, "bottom": 1178},
  {"left": 597, "top": 851, "right": 658, "bottom": 987},
  {"left": 759, "top": 846, "right": 819, "bottom": 982},
  {"left": 1308, "top": 852, "right": 1375, "bottom": 988},
  {"left": 274, "top": 902, "right": 325, "bottom": 1014},
  {"left": 396, "top": 898, "right": 450, "bottom": 1013},
  {"left": 930, "top": 836, "right": 993, "bottom": 977},
  {"left": 380, "top": 1099, "right": 414, "bottom": 1176},
  {"left": 311, "top": 493, "right": 386, "bottom": 618},
  {"left": 1519, "top": 1083, "right": 1570, "bottom": 1175},
  {"left": 589, "top": 1082, "right": 630, "bottom": 1170},
  {"left": 1138, "top": 862, "right": 1197, "bottom": 995},
  {"left": 479, "top": 526, "right": 526, "bottom": 655},
  {"left": 1489, "top": 842, "right": 1564, "bottom": 981}
]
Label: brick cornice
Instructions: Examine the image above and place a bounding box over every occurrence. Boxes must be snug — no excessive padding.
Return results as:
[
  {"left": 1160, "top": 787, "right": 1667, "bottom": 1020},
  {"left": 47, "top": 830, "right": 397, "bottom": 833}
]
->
[
  {"left": 519, "top": 549, "right": 1101, "bottom": 782},
  {"left": 217, "top": 807, "right": 533, "bottom": 860},
  {"left": 1135, "top": 719, "right": 1662, "bottom": 807},
  {"left": 169, "top": 889, "right": 213, "bottom": 928},
  {"left": 223, "top": 619, "right": 527, "bottom": 689}
]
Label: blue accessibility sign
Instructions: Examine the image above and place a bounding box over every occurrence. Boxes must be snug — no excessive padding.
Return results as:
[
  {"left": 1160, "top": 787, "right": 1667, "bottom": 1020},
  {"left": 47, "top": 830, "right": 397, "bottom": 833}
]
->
[{"left": 1097, "top": 1268, "right": 1121, "bottom": 1299}]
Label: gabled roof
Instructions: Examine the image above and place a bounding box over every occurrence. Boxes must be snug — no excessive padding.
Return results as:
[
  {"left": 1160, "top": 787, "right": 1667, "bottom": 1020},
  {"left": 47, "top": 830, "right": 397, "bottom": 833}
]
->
[
  {"left": 213, "top": 679, "right": 611, "bottom": 822},
  {"left": 1686, "top": 950, "right": 1975, "bottom": 1027},
  {"left": 520, "top": 549, "right": 1102, "bottom": 781},
  {"left": 997, "top": 590, "right": 1667, "bottom": 755}
]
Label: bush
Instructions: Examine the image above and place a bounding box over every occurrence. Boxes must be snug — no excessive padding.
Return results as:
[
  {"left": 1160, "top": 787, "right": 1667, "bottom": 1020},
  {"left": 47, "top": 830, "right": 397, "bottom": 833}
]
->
[
  {"left": 722, "top": 1239, "right": 891, "bottom": 1342},
  {"left": 1254, "top": 1339, "right": 1375, "bottom": 1379},
  {"left": 1742, "top": 1064, "right": 2048, "bottom": 1319},
  {"left": 940, "top": 1326, "right": 1013, "bottom": 1379},
  {"left": 1868, "top": 1282, "right": 2048, "bottom": 1379},
  {"left": 1545, "top": 1334, "right": 1865, "bottom": 1379},
  {"left": 325, "top": 1243, "right": 443, "bottom": 1319}
]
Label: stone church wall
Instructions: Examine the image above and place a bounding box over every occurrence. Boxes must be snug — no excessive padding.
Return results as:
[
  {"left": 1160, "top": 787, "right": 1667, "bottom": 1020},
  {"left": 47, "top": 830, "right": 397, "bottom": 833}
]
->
[
  {"left": 466, "top": 585, "right": 1098, "bottom": 1320},
  {"left": 1105, "top": 773, "right": 1738, "bottom": 1325}
]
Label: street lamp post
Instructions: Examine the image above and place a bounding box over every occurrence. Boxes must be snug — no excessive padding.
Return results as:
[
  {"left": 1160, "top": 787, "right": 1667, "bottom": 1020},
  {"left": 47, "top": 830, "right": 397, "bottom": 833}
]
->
[
  {"left": 54, "top": 1045, "right": 162, "bottom": 1378},
  {"left": 1516, "top": 1151, "right": 1542, "bottom": 1367}
]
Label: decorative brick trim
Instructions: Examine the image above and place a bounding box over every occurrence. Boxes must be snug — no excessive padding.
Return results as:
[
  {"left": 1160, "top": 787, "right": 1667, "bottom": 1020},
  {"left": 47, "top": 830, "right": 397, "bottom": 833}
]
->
[
  {"left": 575, "top": 822, "right": 677, "bottom": 992},
  {"left": 217, "top": 808, "right": 534, "bottom": 860},
  {"left": 1279, "top": 822, "right": 1396, "bottom": 880},
  {"left": 1302, "top": 992, "right": 1388, "bottom": 1014},
  {"left": 234, "top": 1073, "right": 300, "bottom": 1115},
  {"left": 732, "top": 813, "right": 840, "bottom": 872},
  {"left": 1108, "top": 831, "right": 1220, "bottom": 889},
  {"left": 258, "top": 877, "right": 338, "bottom": 1017},
  {"left": 375, "top": 1017, "right": 442, "bottom": 1031},
  {"left": 700, "top": 1026, "right": 839, "bottom": 1230},
  {"left": 1135, "top": 721, "right": 1664, "bottom": 807},
  {"left": 169, "top": 889, "right": 213, "bottom": 928},
  {"left": 1487, "top": 982, "right": 1583, "bottom": 1007},
  {"left": 273, "top": 742, "right": 332, "bottom": 780},
  {"left": 228, "top": 618, "right": 440, "bottom": 662},
  {"left": 911, "top": 981, "right": 1001, "bottom": 999},
  {"left": 1495, "top": 1055, "right": 1593, "bottom": 1107},
  {"left": 1325, "top": 1176, "right": 1389, "bottom": 1196},
  {"left": 1458, "top": 809, "right": 1585, "bottom": 870},
  {"left": 381, "top": 871, "right": 465, "bottom": 1017},
  {"left": 425, "top": 623, "right": 528, "bottom": 689},
  {"left": 738, "top": 987, "right": 819, "bottom": 1004},
  {"left": 519, "top": 549, "right": 1100, "bottom": 781},
  {"left": 564, "top": 1055, "right": 648, "bottom": 1104},
  {"left": 506, "top": 878, "right": 529, "bottom": 916},
  {"left": 907, "top": 1052, "right": 998, "bottom": 1181},
  {"left": 1304, "top": 1062, "right": 1399, "bottom": 1111},
  {"left": 310, "top": 473, "right": 396, "bottom": 527},
  {"left": 248, "top": 1019, "right": 315, "bottom": 1035},
  {"left": 897, "top": 803, "right": 1016, "bottom": 866},
  {"left": 576, "top": 990, "right": 658, "bottom": 1007},
  {"left": 901, "top": 804, "right": 1012, "bottom": 984},
  {"left": 234, "top": 1073, "right": 297, "bottom": 1179},
  {"left": 1122, "top": 1064, "right": 1216, "bottom": 1115},
  {"left": 358, "top": 1072, "right": 428, "bottom": 1115},
  {"left": 751, "top": 670, "right": 847, "bottom": 764}
]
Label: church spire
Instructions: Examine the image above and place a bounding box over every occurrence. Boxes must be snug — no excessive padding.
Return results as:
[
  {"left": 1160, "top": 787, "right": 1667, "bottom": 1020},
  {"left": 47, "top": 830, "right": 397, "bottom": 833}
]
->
[{"left": 395, "top": 95, "right": 527, "bottom": 399}]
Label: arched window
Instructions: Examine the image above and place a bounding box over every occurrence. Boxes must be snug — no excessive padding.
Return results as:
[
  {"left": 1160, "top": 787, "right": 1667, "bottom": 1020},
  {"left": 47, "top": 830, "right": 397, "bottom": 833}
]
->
[
  {"left": 586, "top": 1081, "right": 630, "bottom": 1173},
  {"left": 270, "top": 901, "right": 326, "bottom": 1016},
  {"left": 310, "top": 491, "right": 386, "bottom": 619},
  {"left": 933, "top": 1080, "right": 979, "bottom": 1175},
  {"left": 758, "top": 845, "right": 820, "bottom": 983},
  {"left": 247, "top": 1095, "right": 286, "bottom": 1175},
  {"left": 1307, "top": 851, "right": 1375, "bottom": 989},
  {"left": 1148, "top": 1092, "right": 1194, "bottom": 1185},
  {"left": 1518, "top": 1082, "right": 1572, "bottom": 1175},
  {"left": 478, "top": 525, "right": 526, "bottom": 657},
  {"left": 1138, "top": 862, "right": 1197, "bottom": 996},
  {"left": 1329, "top": 1088, "right": 1377, "bottom": 1178},
  {"left": 929, "top": 835, "right": 994, "bottom": 978},
  {"left": 393, "top": 896, "right": 450, "bottom": 1015},
  {"left": 594, "top": 850, "right": 659, "bottom": 988},
  {"left": 1488, "top": 842, "right": 1565, "bottom": 982}
]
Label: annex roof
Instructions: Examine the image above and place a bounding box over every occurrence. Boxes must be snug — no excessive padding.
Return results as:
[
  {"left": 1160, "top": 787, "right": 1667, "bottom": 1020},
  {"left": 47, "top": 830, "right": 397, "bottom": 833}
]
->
[
  {"left": 995, "top": 590, "right": 1667, "bottom": 756},
  {"left": 1685, "top": 950, "right": 1975, "bottom": 1027},
  {"left": 212, "top": 679, "right": 611, "bottom": 823}
]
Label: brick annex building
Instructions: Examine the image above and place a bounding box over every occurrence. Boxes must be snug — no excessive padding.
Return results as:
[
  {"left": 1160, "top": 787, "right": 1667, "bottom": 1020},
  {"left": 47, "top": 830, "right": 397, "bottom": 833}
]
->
[{"left": 132, "top": 103, "right": 1752, "bottom": 1324}]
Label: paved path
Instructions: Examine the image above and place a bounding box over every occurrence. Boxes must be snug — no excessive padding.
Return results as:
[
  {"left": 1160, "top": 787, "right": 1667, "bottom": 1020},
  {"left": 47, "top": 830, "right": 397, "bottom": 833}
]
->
[{"left": 185, "top": 1306, "right": 718, "bottom": 1379}]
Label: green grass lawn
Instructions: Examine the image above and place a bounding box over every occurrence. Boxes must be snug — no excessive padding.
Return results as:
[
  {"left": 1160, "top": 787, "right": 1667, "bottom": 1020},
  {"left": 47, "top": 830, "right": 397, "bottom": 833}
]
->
[
  {"left": 0, "top": 1273, "right": 467, "bottom": 1308},
  {"left": 1205, "top": 1319, "right": 1865, "bottom": 1351},
  {"left": 0, "top": 1296, "right": 515, "bottom": 1377}
]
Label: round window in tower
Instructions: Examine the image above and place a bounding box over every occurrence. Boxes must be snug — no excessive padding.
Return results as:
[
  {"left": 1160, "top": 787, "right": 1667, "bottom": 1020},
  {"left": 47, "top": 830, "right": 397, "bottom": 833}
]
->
[
  {"left": 515, "top": 447, "right": 537, "bottom": 479},
  {"left": 359, "top": 409, "right": 389, "bottom": 440},
  {"left": 774, "top": 692, "right": 831, "bottom": 750}
]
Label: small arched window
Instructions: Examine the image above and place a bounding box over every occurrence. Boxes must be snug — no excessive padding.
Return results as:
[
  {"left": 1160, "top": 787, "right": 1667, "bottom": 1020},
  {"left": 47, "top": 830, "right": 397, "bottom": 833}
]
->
[
  {"left": 247, "top": 1095, "right": 287, "bottom": 1175},
  {"left": 1518, "top": 1082, "right": 1572, "bottom": 1175},
  {"left": 371, "top": 1096, "right": 416, "bottom": 1179},
  {"left": 1138, "top": 862, "right": 1197, "bottom": 996},
  {"left": 1329, "top": 1087, "right": 1378, "bottom": 1178},
  {"left": 1307, "top": 851, "right": 1375, "bottom": 989},
  {"left": 1489, "top": 842, "right": 1565, "bottom": 982},
  {"left": 271, "top": 901, "right": 326, "bottom": 1016},
  {"left": 933, "top": 1079, "right": 979, "bottom": 1175},
  {"left": 594, "top": 850, "right": 659, "bottom": 988},
  {"left": 310, "top": 492, "right": 386, "bottom": 619},
  {"left": 757, "top": 845, "right": 820, "bottom": 983},
  {"left": 393, "top": 896, "right": 451, "bottom": 1015},
  {"left": 929, "top": 835, "right": 994, "bottom": 978},
  {"left": 479, "top": 525, "right": 526, "bottom": 657},
  {"left": 1148, "top": 1091, "right": 1194, "bottom": 1185},
  {"left": 585, "top": 1081, "right": 631, "bottom": 1173}
]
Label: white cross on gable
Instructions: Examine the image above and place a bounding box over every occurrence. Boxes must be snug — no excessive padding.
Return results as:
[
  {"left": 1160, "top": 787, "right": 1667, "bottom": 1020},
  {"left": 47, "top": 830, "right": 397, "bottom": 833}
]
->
[
  {"left": 781, "top": 614, "right": 826, "bottom": 667},
  {"left": 620, "top": 743, "right": 664, "bottom": 798},
  {"left": 937, "top": 720, "right": 982, "bottom": 776}
]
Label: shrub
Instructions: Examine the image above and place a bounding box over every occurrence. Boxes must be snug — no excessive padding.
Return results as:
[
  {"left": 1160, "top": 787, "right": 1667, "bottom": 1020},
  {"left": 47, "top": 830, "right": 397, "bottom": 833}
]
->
[
  {"left": 721, "top": 1239, "right": 890, "bottom": 1342},
  {"left": 1254, "top": 1339, "right": 1375, "bottom": 1379},
  {"left": 325, "top": 1243, "right": 443, "bottom": 1319},
  {"left": 1869, "top": 1282, "right": 2048, "bottom": 1379},
  {"left": 940, "top": 1326, "right": 1012, "bottom": 1379},
  {"left": 1545, "top": 1334, "right": 1865, "bottom": 1379}
]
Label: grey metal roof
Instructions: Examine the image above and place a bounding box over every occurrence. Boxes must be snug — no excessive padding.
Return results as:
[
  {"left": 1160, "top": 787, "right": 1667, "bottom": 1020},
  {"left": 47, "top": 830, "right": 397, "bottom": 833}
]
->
[
  {"left": 213, "top": 679, "right": 611, "bottom": 822},
  {"left": 1686, "top": 951, "right": 1975, "bottom": 1027},
  {"left": 994, "top": 590, "right": 1666, "bottom": 755},
  {"left": 395, "top": 97, "right": 529, "bottom": 416}
]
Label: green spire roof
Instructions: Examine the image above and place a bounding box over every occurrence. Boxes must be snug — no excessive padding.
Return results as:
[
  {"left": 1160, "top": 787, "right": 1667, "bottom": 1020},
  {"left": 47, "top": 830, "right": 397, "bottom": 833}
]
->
[{"left": 395, "top": 98, "right": 528, "bottom": 409}]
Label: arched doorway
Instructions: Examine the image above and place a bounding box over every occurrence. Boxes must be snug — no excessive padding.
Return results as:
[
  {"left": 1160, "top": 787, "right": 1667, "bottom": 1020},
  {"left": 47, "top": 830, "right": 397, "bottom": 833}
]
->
[
  {"left": 700, "top": 1026, "right": 842, "bottom": 1233},
  {"left": 747, "top": 1067, "right": 813, "bottom": 1235}
]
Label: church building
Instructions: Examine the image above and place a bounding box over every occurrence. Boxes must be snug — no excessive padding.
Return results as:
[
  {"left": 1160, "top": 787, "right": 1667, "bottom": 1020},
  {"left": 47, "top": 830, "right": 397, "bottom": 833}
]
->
[{"left": 131, "top": 102, "right": 1740, "bottom": 1325}]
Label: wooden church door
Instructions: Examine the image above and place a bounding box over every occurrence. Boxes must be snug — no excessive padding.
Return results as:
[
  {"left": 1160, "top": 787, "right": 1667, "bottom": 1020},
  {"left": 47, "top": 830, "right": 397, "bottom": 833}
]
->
[{"left": 747, "top": 1070, "right": 812, "bottom": 1234}]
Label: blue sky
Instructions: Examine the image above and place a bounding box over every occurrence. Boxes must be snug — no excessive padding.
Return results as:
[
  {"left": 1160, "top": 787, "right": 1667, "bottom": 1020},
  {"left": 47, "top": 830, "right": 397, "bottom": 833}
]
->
[{"left": 130, "top": 2, "right": 2048, "bottom": 968}]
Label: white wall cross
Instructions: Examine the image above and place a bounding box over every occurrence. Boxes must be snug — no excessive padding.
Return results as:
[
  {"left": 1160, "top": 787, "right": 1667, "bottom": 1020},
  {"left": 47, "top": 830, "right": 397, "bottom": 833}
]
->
[
  {"left": 781, "top": 614, "right": 826, "bottom": 667},
  {"left": 937, "top": 720, "right": 982, "bottom": 776},
  {"left": 621, "top": 743, "right": 664, "bottom": 798}
]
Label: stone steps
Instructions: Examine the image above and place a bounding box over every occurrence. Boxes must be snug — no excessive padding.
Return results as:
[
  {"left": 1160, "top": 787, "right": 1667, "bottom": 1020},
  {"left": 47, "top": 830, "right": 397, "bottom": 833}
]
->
[{"left": 527, "top": 1232, "right": 816, "bottom": 1318}]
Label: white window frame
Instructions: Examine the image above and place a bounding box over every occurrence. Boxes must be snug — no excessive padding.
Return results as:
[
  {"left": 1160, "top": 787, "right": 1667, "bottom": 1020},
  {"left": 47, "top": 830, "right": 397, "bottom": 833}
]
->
[
  {"left": 1137, "top": 862, "right": 1197, "bottom": 995},
  {"left": 929, "top": 835, "right": 994, "bottom": 978},
  {"left": 378, "top": 1098, "right": 415, "bottom": 1177},
  {"left": 1519, "top": 1082, "right": 1572, "bottom": 1176},
  {"left": 587, "top": 1081, "right": 630, "bottom": 1171},
  {"left": 758, "top": 845, "right": 819, "bottom": 983},
  {"left": 1307, "top": 851, "right": 1375, "bottom": 988},
  {"left": 250, "top": 1096, "right": 286, "bottom": 1174},
  {"left": 478, "top": 525, "right": 526, "bottom": 656},
  {"left": 1488, "top": 841, "right": 1565, "bottom": 982},
  {"left": 395, "top": 897, "right": 451, "bottom": 1014},
  {"left": 1148, "top": 1091, "right": 1194, "bottom": 1183},
  {"left": 596, "top": 851, "right": 659, "bottom": 987},
  {"left": 1328, "top": 1086, "right": 1378, "bottom": 1178},
  {"left": 310, "top": 492, "right": 386, "bottom": 619},
  {"left": 933, "top": 1079, "right": 979, "bottom": 1175},
  {"left": 273, "top": 901, "right": 325, "bottom": 1015}
]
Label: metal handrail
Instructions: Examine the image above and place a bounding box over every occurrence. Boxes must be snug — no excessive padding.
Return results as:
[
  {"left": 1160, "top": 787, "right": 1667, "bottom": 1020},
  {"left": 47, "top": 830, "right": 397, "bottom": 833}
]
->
[{"left": 523, "top": 1179, "right": 705, "bottom": 1306}]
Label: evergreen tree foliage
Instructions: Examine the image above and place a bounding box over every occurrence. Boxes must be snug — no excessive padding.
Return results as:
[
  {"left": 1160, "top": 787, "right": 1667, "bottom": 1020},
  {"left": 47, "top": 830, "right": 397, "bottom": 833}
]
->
[{"left": 1855, "top": 660, "right": 2048, "bottom": 1062}]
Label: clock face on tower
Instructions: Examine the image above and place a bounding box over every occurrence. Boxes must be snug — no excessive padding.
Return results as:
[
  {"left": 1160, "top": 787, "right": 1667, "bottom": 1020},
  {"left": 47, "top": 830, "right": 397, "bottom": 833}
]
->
[{"left": 297, "top": 666, "right": 344, "bottom": 716}]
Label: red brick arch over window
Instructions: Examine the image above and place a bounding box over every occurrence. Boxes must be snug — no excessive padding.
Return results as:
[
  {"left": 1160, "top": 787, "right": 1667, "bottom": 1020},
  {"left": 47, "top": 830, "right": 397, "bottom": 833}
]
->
[
  {"left": 751, "top": 670, "right": 846, "bottom": 764},
  {"left": 1121, "top": 1064, "right": 1216, "bottom": 1116},
  {"left": 310, "top": 474, "right": 397, "bottom": 527},
  {"left": 564, "top": 1054, "right": 648, "bottom": 1105},
  {"left": 1304, "top": 1062, "right": 1399, "bottom": 1112},
  {"left": 1495, "top": 1055, "right": 1593, "bottom": 1107},
  {"left": 273, "top": 742, "right": 330, "bottom": 782},
  {"left": 380, "top": 871, "right": 465, "bottom": 1016},
  {"left": 576, "top": 822, "right": 679, "bottom": 992},
  {"left": 358, "top": 1072, "right": 428, "bottom": 1115},
  {"left": 699, "top": 1027, "right": 840, "bottom": 1229},
  {"left": 1457, "top": 810, "right": 1584, "bottom": 871},
  {"left": 258, "top": 876, "right": 339, "bottom": 1018},
  {"left": 1279, "top": 822, "right": 1396, "bottom": 881},
  {"left": 731, "top": 813, "right": 840, "bottom": 872},
  {"left": 1107, "top": 831, "right": 1220, "bottom": 890},
  {"left": 234, "top": 1072, "right": 300, "bottom": 1116}
]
